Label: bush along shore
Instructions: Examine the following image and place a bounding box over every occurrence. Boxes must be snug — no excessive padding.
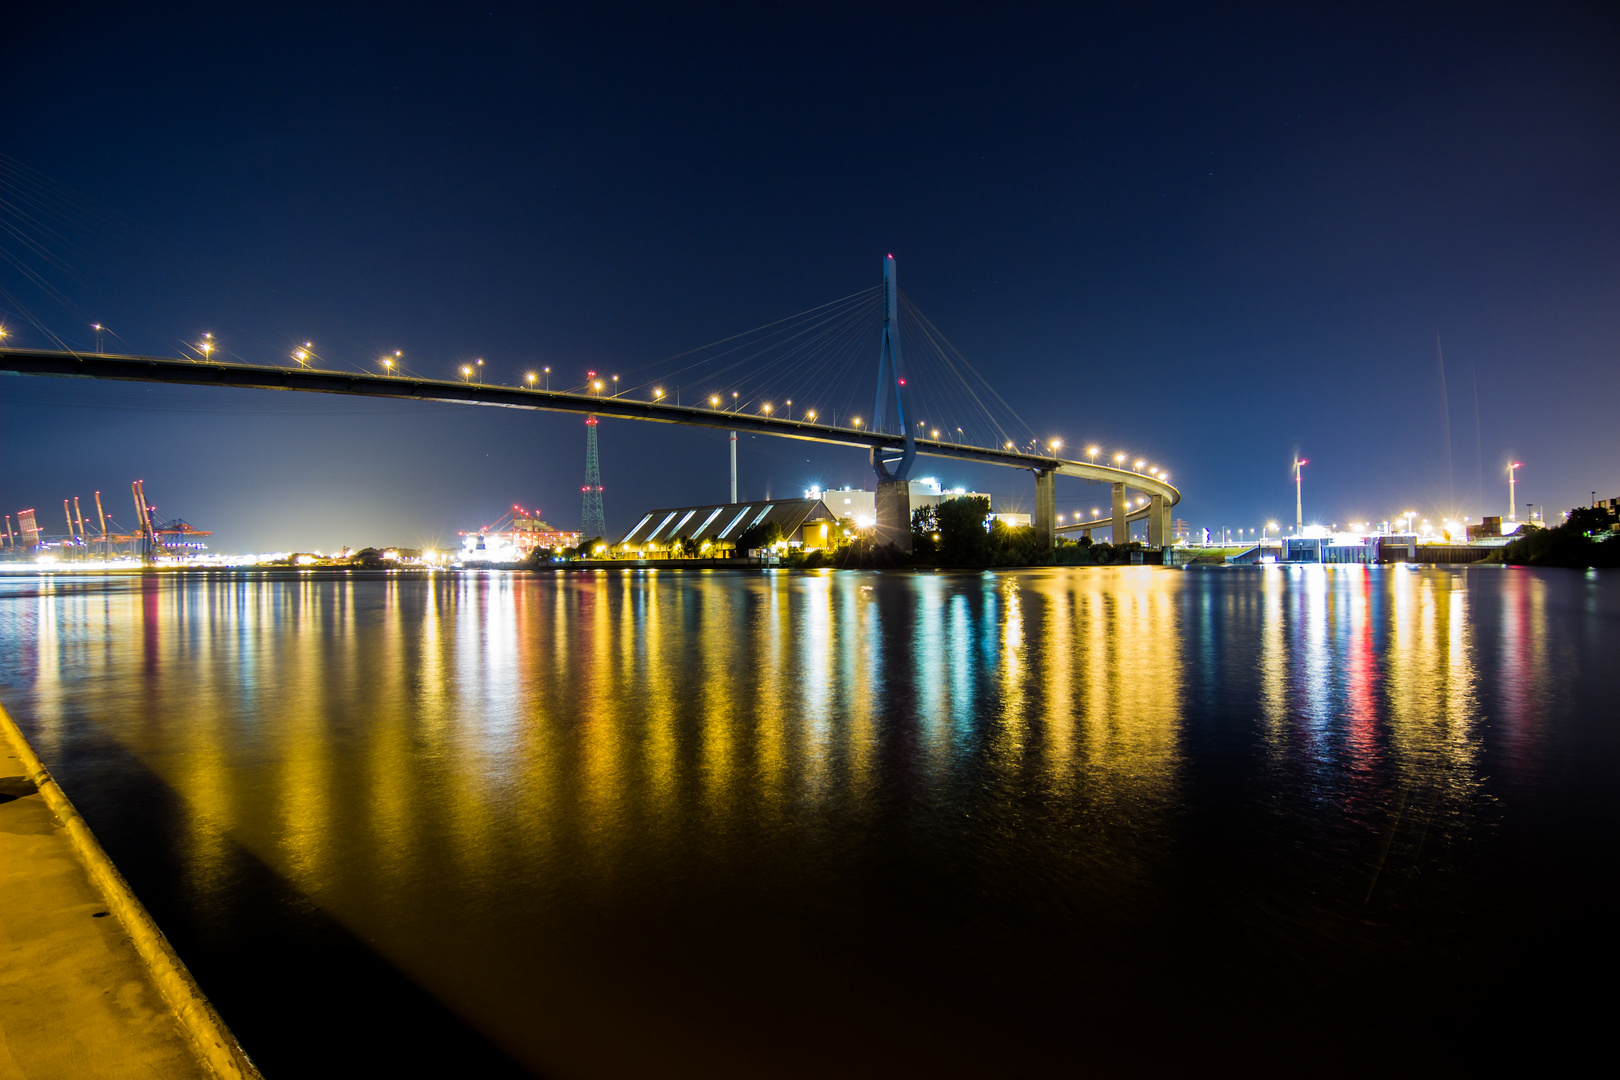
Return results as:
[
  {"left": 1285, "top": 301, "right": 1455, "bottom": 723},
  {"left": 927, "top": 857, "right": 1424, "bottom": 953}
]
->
[{"left": 1498, "top": 506, "right": 1620, "bottom": 569}]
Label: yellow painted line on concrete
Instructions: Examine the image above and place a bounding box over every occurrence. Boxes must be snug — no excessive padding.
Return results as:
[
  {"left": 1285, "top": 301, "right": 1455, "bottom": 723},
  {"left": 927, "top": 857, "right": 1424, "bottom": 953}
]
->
[{"left": 0, "top": 701, "right": 262, "bottom": 1080}]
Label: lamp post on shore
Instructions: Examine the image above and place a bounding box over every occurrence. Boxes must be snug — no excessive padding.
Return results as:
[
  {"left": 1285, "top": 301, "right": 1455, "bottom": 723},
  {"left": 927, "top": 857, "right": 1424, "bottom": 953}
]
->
[{"left": 1293, "top": 458, "right": 1308, "bottom": 534}]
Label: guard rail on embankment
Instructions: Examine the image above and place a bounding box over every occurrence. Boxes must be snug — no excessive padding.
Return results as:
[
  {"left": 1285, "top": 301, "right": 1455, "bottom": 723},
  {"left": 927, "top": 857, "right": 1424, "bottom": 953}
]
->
[{"left": 1218, "top": 543, "right": 1497, "bottom": 566}]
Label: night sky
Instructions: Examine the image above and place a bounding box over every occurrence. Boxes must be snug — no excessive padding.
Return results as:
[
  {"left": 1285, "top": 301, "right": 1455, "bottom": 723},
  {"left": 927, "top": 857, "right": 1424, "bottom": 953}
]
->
[{"left": 3, "top": 2, "right": 1616, "bottom": 552}]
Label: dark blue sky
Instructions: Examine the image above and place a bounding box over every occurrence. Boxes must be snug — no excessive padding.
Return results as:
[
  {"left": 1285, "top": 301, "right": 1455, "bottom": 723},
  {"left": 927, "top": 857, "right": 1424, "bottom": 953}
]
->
[{"left": 3, "top": 2, "right": 1616, "bottom": 551}]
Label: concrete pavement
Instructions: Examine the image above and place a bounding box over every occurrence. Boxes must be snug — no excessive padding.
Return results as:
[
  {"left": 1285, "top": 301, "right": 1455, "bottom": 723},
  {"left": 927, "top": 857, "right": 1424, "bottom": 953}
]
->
[{"left": 0, "top": 710, "right": 257, "bottom": 1080}]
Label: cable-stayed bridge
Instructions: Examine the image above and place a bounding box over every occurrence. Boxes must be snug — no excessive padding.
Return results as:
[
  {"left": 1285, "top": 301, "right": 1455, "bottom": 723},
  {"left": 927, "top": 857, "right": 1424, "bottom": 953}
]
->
[{"left": 0, "top": 256, "right": 1178, "bottom": 550}]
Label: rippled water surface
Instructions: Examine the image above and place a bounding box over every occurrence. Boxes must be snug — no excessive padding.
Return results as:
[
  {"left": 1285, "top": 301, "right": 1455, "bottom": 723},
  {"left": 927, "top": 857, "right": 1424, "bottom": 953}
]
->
[{"left": 1, "top": 565, "right": 1615, "bottom": 1075}]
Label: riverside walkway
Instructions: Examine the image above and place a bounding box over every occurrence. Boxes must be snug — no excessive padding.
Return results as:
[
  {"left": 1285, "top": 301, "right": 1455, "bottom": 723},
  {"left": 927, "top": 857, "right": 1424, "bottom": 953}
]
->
[{"left": 0, "top": 707, "right": 256, "bottom": 1079}]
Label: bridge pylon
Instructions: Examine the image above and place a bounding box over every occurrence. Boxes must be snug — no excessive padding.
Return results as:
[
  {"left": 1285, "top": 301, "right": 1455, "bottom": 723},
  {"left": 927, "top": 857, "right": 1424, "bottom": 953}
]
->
[
  {"left": 1034, "top": 469, "right": 1056, "bottom": 550},
  {"left": 870, "top": 254, "right": 915, "bottom": 552},
  {"left": 581, "top": 415, "right": 606, "bottom": 542}
]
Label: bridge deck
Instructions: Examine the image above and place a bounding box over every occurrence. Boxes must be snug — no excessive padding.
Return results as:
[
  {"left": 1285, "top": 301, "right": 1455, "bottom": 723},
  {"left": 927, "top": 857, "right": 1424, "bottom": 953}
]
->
[{"left": 0, "top": 348, "right": 1178, "bottom": 524}]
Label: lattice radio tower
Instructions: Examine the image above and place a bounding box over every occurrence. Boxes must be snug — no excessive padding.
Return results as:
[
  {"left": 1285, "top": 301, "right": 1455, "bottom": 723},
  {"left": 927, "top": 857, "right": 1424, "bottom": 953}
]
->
[{"left": 581, "top": 415, "right": 606, "bottom": 540}]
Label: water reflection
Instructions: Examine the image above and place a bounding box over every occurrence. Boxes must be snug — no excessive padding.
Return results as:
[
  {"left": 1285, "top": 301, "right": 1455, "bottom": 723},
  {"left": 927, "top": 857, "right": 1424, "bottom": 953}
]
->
[{"left": 0, "top": 564, "right": 1586, "bottom": 1075}]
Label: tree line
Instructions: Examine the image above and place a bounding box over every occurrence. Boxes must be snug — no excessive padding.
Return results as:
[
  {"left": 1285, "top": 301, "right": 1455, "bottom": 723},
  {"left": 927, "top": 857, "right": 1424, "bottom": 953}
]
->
[
  {"left": 1500, "top": 505, "right": 1620, "bottom": 568},
  {"left": 911, "top": 496, "right": 1143, "bottom": 567}
]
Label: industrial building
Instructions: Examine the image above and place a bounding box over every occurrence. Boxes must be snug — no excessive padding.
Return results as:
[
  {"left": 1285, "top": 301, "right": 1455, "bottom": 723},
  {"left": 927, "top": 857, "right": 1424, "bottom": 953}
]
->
[
  {"left": 808, "top": 478, "right": 999, "bottom": 525},
  {"left": 616, "top": 477, "right": 1031, "bottom": 559},
  {"left": 617, "top": 497, "right": 842, "bottom": 557}
]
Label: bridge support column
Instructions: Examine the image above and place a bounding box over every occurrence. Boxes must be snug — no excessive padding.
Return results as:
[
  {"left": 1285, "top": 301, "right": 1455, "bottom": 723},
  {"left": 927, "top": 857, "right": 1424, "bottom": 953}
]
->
[
  {"left": 1111, "top": 482, "right": 1128, "bottom": 545},
  {"left": 876, "top": 478, "right": 912, "bottom": 554},
  {"left": 1148, "top": 493, "right": 1169, "bottom": 547},
  {"left": 1034, "top": 468, "right": 1056, "bottom": 550}
]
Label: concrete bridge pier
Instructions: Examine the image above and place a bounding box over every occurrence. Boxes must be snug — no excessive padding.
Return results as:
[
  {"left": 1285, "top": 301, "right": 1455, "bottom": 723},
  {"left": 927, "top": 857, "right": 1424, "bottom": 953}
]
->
[
  {"left": 1034, "top": 468, "right": 1056, "bottom": 550},
  {"left": 1111, "top": 482, "right": 1128, "bottom": 545},
  {"left": 1148, "top": 493, "right": 1170, "bottom": 547},
  {"left": 875, "top": 475, "right": 912, "bottom": 554}
]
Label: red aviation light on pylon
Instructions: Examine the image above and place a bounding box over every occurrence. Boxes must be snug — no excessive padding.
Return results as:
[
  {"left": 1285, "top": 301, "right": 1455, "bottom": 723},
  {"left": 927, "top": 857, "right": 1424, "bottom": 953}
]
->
[{"left": 898, "top": 378, "right": 906, "bottom": 385}]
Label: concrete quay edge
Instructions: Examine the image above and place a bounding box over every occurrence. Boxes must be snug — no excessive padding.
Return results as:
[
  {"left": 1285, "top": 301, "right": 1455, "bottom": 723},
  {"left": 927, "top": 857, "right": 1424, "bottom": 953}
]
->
[{"left": 0, "top": 701, "right": 263, "bottom": 1080}]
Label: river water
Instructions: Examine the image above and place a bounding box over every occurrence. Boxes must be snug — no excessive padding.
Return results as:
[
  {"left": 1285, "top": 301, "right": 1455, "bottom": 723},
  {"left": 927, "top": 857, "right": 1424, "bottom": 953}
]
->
[{"left": 0, "top": 565, "right": 1614, "bottom": 1075}]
